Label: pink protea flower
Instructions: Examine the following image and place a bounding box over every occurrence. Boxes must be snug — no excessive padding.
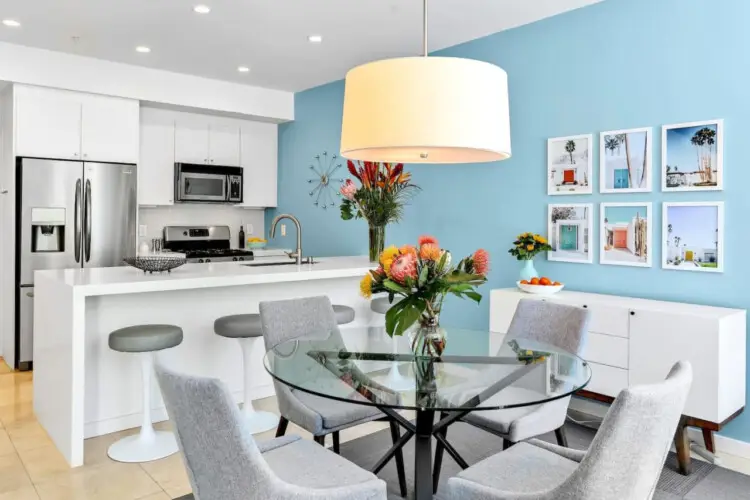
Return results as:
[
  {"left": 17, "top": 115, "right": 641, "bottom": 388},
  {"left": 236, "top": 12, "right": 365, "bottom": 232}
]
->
[
  {"left": 473, "top": 249, "right": 490, "bottom": 275},
  {"left": 418, "top": 235, "right": 439, "bottom": 248},
  {"left": 340, "top": 179, "right": 357, "bottom": 200},
  {"left": 389, "top": 253, "right": 418, "bottom": 285}
]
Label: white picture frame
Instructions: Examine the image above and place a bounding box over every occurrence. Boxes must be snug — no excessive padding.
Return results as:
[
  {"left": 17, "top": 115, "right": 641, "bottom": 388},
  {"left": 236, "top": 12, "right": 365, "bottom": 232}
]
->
[
  {"left": 662, "top": 119, "right": 724, "bottom": 192},
  {"left": 547, "top": 134, "right": 593, "bottom": 195},
  {"left": 600, "top": 202, "right": 652, "bottom": 268},
  {"left": 599, "top": 127, "right": 652, "bottom": 194},
  {"left": 662, "top": 202, "right": 724, "bottom": 273},
  {"left": 547, "top": 203, "right": 594, "bottom": 264}
]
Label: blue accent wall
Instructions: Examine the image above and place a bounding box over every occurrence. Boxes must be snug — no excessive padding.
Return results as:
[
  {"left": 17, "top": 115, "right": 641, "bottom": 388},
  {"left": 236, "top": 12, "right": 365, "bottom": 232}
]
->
[{"left": 270, "top": 0, "right": 750, "bottom": 441}]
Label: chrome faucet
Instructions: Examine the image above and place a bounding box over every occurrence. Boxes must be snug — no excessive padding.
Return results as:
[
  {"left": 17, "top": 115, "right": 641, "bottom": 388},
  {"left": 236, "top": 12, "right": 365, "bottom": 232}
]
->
[{"left": 269, "top": 213, "right": 303, "bottom": 265}]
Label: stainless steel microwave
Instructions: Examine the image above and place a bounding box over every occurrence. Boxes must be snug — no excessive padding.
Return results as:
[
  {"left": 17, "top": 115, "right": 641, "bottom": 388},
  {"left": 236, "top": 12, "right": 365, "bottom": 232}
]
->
[{"left": 174, "top": 163, "right": 243, "bottom": 203}]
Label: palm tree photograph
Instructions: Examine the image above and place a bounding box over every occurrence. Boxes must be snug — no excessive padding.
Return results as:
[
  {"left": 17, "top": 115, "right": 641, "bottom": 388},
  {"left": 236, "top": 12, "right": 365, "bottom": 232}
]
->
[
  {"left": 662, "top": 120, "right": 723, "bottom": 191},
  {"left": 600, "top": 128, "right": 652, "bottom": 193},
  {"left": 547, "top": 134, "right": 593, "bottom": 195}
]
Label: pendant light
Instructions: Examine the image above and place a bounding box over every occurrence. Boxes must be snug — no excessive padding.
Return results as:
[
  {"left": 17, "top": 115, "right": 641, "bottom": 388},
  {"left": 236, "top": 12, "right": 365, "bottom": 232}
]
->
[{"left": 340, "top": 0, "right": 511, "bottom": 164}]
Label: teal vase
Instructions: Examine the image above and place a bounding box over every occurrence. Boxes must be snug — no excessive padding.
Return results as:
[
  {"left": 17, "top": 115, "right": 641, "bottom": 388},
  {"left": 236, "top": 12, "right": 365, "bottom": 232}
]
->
[{"left": 519, "top": 260, "right": 539, "bottom": 282}]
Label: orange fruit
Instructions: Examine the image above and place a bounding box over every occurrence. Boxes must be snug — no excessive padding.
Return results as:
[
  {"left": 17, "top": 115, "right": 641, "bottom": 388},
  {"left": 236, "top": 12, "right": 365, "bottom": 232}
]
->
[
  {"left": 530, "top": 277, "right": 540, "bottom": 285},
  {"left": 539, "top": 277, "right": 551, "bottom": 286},
  {"left": 553, "top": 281, "right": 562, "bottom": 286},
  {"left": 520, "top": 279, "right": 529, "bottom": 285}
]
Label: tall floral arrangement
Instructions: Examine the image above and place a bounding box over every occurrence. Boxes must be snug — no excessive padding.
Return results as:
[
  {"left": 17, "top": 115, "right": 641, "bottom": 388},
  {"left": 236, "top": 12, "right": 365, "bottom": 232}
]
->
[
  {"left": 360, "top": 235, "right": 489, "bottom": 356},
  {"left": 340, "top": 161, "right": 420, "bottom": 262}
]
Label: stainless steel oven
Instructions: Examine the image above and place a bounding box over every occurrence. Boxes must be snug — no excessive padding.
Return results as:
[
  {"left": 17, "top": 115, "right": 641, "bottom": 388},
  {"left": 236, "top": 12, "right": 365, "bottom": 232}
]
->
[{"left": 175, "top": 163, "right": 243, "bottom": 203}]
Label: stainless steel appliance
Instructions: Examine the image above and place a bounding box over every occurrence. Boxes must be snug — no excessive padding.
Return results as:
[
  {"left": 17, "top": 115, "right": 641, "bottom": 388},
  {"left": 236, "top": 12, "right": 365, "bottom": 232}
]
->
[
  {"left": 16, "top": 158, "right": 137, "bottom": 370},
  {"left": 174, "top": 163, "right": 243, "bottom": 203},
  {"left": 163, "top": 225, "right": 254, "bottom": 263}
]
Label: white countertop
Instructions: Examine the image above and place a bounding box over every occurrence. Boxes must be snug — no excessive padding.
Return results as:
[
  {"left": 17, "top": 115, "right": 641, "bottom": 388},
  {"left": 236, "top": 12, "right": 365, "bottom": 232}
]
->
[{"left": 35, "top": 256, "right": 375, "bottom": 296}]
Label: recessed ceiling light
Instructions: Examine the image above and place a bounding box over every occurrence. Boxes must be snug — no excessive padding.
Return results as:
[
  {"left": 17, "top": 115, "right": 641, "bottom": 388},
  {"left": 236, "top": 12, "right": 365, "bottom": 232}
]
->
[
  {"left": 237, "top": 66, "right": 250, "bottom": 73},
  {"left": 193, "top": 5, "right": 211, "bottom": 14},
  {"left": 307, "top": 35, "right": 323, "bottom": 43},
  {"left": 2, "top": 19, "right": 20, "bottom": 27},
  {"left": 135, "top": 46, "right": 151, "bottom": 53}
]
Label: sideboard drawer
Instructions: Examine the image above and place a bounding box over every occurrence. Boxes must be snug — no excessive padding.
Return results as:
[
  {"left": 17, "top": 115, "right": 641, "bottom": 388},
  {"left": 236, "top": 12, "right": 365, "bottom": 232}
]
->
[
  {"left": 585, "top": 361, "right": 628, "bottom": 398},
  {"left": 584, "top": 304, "right": 630, "bottom": 338},
  {"left": 582, "top": 332, "right": 629, "bottom": 369}
]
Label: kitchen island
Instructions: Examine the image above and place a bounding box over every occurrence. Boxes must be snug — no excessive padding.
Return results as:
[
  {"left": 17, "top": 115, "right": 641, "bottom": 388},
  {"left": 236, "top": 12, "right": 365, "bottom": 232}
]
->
[{"left": 33, "top": 256, "right": 376, "bottom": 466}]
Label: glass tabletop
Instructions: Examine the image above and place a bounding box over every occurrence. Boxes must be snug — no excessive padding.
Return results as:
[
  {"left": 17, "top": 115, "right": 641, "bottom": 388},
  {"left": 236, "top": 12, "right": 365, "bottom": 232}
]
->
[{"left": 263, "top": 327, "right": 591, "bottom": 412}]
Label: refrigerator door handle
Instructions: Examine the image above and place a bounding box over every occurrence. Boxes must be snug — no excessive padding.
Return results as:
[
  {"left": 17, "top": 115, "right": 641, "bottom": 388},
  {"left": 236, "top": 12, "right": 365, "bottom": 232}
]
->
[
  {"left": 74, "top": 179, "right": 82, "bottom": 263},
  {"left": 84, "top": 179, "right": 92, "bottom": 263}
]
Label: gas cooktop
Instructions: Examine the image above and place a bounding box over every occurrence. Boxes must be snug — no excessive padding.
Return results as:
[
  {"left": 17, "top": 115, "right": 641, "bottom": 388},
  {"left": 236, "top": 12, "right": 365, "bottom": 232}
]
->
[
  {"left": 162, "top": 225, "right": 256, "bottom": 263},
  {"left": 184, "top": 248, "right": 254, "bottom": 263}
]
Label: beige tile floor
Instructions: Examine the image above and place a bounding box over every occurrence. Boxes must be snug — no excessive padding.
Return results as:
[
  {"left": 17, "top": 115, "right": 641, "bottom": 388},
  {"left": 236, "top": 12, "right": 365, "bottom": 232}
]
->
[
  {"left": 0, "top": 357, "right": 748, "bottom": 499},
  {"left": 0, "top": 358, "right": 395, "bottom": 499}
]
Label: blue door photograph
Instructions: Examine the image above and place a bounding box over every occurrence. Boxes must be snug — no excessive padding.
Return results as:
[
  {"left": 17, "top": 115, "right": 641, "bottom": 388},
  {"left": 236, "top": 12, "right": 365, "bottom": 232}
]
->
[
  {"left": 560, "top": 225, "right": 578, "bottom": 251},
  {"left": 614, "top": 169, "right": 629, "bottom": 189}
]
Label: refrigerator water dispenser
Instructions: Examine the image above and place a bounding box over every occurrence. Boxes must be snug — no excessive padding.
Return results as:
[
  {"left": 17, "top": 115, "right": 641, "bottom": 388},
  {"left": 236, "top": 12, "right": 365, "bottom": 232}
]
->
[{"left": 30, "top": 207, "right": 65, "bottom": 252}]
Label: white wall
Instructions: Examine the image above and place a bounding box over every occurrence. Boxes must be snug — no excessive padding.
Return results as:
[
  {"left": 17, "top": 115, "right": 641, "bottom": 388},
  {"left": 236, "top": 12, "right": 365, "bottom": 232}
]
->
[
  {"left": 139, "top": 206, "right": 266, "bottom": 250},
  {"left": 0, "top": 86, "right": 14, "bottom": 364},
  {"left": 0, "top": 42, "right": 293, "bottom": 123}
]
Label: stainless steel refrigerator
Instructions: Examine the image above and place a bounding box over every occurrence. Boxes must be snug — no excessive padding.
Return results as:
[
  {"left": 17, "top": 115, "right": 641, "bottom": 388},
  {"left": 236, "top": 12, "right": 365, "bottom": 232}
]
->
[{"left": 16, "top": 158, "right": 137, "bottom": 370}]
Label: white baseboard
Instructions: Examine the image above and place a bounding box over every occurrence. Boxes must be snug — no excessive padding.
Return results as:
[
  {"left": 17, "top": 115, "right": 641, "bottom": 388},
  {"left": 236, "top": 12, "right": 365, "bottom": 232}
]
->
[{"left": 84, "top": 383, "right": 275, "bottom": 439}]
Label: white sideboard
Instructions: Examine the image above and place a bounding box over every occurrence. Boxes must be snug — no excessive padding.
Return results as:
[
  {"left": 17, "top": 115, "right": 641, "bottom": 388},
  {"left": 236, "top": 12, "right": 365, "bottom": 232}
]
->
[{"left": 490, "top": 288, "right": 746, "bottom": 427}]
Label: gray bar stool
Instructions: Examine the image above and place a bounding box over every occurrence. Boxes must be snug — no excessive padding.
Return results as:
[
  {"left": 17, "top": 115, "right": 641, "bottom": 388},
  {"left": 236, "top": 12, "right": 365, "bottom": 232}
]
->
[
  {"left": 107, "top": 324, "right": 183, "bottom": 463},
  {"left": 332, "top": 304, "right": 356, "bottom": 325},
  {"left": 370, "top": 297, "right": 412, "bottom": 391},
  {"left": 214, "top": 314, "right": 280, "bottom": 434}
]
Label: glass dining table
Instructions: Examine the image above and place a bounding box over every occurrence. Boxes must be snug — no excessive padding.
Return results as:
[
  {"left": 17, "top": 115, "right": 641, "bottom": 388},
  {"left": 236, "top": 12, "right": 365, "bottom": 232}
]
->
[{"left": 263, "top": 326, "right": 591, "bottom": 500}]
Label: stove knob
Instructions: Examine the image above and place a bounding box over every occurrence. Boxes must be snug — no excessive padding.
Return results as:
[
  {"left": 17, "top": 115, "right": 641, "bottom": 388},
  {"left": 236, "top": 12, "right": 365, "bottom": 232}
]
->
[
  {"left": 239, "top": 257, "right": 245, "bottom": 261},
  {"left": 205, "top": 258, "right": 211, "bottom": 263},
  {"left": 232, "top": 257, "right": 238, "bottom": 262},
  {"left": 198, "top": 259, "right": 204, "bottom": 263}
]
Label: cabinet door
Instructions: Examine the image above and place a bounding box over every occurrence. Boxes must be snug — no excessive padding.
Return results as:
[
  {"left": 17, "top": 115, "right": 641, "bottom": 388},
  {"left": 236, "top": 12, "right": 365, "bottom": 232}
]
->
[
  {"left": 15, "top": 86, "right": 82, "bottom": 160},
  {"left": 208, "top": 120, "right": 241, "bottom": 166},
  {"left": 138, "top": 110, "right": 175, "bottom": 206},
  {"left": 239, "top": 121, "right": 278, "bottom": 207},
  {"left": 174, "top": 116, "right": 210, "bottom": 165},
  {"left": 81, "top": 95, "right": 139, "bottom": 163}
]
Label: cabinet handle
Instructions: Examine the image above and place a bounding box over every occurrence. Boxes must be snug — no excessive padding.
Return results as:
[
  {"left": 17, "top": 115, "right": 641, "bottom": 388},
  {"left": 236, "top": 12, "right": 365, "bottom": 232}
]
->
[
  {"left": 0, "top": 189, "right": 7, "bottom": 194},
  {"left": 83, "top": 154, "right": 88, "bottom": 158},
  {"left": 630, "top": 311, "right": 635, "bottom": 316},
  {"left": 582, "top": 304, "right": 588, "bottom": 308}
]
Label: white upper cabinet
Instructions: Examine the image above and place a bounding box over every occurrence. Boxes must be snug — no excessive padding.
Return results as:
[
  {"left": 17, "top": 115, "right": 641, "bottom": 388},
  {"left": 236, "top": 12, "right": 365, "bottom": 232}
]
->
[
  {"left": 174, "top": 114, "right": 210, "bottom": 165},
  {"left": 80, "top": 95, "right": 139, "bottom": 163},
  {"left": 14, "top": 85, "right": 138, "bottom": 164},
  {"left": 208, "top": 121, "right": 241, "bottom": 166},
  {"left": 139, "top": 109, "right": 175, "bottom": 206},
  {"left": 15, "top": 86, "right": 82, "bottom": 160},
  {"left": 239, "top": 121, "right": 278, "bottom": 208}
]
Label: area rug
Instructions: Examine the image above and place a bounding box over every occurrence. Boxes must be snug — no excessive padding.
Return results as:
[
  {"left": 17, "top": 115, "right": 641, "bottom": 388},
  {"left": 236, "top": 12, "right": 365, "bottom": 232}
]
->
[{"left": 175, "top": 421, "right": 750, "bottom": 499}]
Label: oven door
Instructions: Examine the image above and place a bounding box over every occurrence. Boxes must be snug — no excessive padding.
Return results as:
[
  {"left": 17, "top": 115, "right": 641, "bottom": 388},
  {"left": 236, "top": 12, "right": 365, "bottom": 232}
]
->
[{"left": 178, "top": 172, "right": 227, "bottom": 202}]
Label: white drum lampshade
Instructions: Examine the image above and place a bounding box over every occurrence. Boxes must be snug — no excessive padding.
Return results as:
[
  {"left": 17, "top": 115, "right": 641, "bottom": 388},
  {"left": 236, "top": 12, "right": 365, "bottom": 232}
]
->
[{"left": 340, "top": 56, "right": 511, "bottom": 164}]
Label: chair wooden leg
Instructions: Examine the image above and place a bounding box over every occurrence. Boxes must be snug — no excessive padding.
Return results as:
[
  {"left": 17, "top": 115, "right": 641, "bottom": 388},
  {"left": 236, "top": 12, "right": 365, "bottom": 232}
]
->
[
  {"left": 332, "top": 431, "right": 340, "bottom": 454},
  {"left": 555, "top": 426, "right": 569, "bottom": 448},
  {"left": 390, "top": 420, "right": 407, "bottom": 497},
  {"left": 432, "top": 412, "right": 448, "bottom": 494},
  {"left": 275, "top": 417, "right": 289, "bottom": 438},
  {"left": 503, "top": 439, "right": 514, "bottom": 451},
  {"left": 702, "top": 428, "right": 715, "bottom": 453},
  {"left": 314, "top": 434, "right": 326, "bottom": 446}
]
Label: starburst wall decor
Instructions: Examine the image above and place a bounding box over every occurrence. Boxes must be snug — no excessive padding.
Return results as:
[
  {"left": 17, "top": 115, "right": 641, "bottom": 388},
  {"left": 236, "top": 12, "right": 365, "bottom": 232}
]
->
[{"left": 307, "top": 151, "right": 345, "bottom": 209}]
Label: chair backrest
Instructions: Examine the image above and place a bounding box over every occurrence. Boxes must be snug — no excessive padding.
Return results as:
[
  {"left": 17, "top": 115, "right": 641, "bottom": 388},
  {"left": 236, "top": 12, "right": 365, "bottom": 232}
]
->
[
  {"left": 259, "top": 295, "right": 338, "bottom": 350},
  {"left": 154, "top": 363, "right": 277, "bottom": 500},
  {"left": 508, "top": 299, "right": 591, "bottom": 354},
  {"left": 558, "top": 361, "right": 693, "bottom": 500}
]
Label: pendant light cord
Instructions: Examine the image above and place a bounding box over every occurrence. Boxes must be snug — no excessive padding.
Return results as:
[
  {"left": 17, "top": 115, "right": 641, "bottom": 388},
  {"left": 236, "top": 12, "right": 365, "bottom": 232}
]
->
[{"left": 423, "top": 0, "right": 428, "bottom": 57}]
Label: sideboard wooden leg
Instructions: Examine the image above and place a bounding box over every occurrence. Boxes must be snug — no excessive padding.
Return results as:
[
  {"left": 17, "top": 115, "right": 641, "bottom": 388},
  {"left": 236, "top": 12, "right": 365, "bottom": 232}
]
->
[
  {"left": 674, "top": 419, "right": 692, "bottom": 475},
  {"left": 702, "top": 428, "right": 715, "bottom": 453}
]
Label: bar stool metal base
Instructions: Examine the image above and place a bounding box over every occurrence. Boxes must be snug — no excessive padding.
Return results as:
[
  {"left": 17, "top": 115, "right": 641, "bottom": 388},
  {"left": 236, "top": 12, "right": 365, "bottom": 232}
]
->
[
  {"left": 108, "top": 430, "right": 178, "bottom": 463},
  {"left": 242, "top": 408, "right": 280, "bottom": 435},
  {"left": 238, "top": 337, "right": 280, "bottom": 435}
]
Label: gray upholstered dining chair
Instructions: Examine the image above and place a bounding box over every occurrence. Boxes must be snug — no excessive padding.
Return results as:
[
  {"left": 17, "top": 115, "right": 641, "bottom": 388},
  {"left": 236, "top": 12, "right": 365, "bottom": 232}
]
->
[
  {"left": 433, "top": 298, "right": 591, "bottom": 489},
  {"left": 446, "top": 361, "right": 693, "bottom": 500},
  {"left": 259, "top": 295, "right": 407, "bottom": 495},
  {"left": 154, "top": 363, "right": 387, "bottom": 500}
]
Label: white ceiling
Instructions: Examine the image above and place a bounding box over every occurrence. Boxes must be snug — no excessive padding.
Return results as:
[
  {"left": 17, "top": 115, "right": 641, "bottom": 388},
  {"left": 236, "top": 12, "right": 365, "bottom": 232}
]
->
[{"left": 0, "top": 0, "right": 601, "bottom": 92}]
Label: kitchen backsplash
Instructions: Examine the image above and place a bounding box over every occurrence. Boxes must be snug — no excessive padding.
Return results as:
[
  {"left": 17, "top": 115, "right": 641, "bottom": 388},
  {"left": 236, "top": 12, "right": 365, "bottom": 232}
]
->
[{"left": 139, "top": 205, "right": 265, "bottom": 249}]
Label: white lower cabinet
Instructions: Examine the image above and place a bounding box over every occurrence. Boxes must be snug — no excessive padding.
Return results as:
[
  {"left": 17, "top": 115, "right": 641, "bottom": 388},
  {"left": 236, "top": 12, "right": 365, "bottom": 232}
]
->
[{"left": 490, "top": 288, "right": 746, "bottom": 425}]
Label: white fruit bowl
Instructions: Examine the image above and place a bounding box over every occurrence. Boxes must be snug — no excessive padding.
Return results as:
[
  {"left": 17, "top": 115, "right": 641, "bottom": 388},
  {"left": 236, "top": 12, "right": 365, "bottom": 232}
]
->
[{"left": 516, "top": 281, "right": 564, "bottom": 295}]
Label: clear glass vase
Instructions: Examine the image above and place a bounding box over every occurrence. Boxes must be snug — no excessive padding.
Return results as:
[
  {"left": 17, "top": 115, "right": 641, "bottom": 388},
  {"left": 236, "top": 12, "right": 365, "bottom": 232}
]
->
[
  {"left": 368, "top": 224, "right": 385, "bottom": 263},
  {"left": 408, "top": 316, "right": 447, "bottom": 358}
]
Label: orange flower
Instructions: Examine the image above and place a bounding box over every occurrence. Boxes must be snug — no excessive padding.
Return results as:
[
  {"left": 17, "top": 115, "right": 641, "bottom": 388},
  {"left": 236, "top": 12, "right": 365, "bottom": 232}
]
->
[
  {"left": 418, "top": 235, "right": 439, "bottom": 247},
  {"left": 399, "top": 244, "right": 417, "bottom": 257},
  {"left": 526, "top": 244, "right": 534, "bottom": 251},
  {"left": 473, "top": 249, "right": 490, "bottom": 275},
  {"left": 420, "top": 243, "right": 441, "bottom": 261}
]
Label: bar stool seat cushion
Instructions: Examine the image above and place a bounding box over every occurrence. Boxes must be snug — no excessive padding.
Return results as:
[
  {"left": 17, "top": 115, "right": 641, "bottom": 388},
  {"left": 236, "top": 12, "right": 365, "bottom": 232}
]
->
[
  {"left": 109, "top": 325, "right": 183, "bottom": 353},
  {"left": 370, "top": 297, "right": 400, "bottom": 315},
  {"left": 214, "top": 314, "right": 263, "bottom": 339},
  {"left": 332, "top": 305, "right": 356, "bottom": 325}
]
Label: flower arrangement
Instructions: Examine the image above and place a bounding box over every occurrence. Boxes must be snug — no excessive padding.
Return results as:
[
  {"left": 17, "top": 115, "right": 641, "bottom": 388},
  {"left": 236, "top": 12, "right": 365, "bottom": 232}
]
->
[
  {"left": 340, "top": 161, "right": 420, "bottom": 262},
  {"left": 360, "top": 235, "right": 489, "bottom": 356},
  {"left": 508, "top": 233, "right": 551, "bottom": 261}
]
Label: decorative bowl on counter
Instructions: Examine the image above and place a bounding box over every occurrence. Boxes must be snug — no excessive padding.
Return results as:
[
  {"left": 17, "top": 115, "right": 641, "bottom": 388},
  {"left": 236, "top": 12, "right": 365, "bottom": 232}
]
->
[
  {"left": 516, "top": 281, "right": 564, "bottom": 295},
  {"left": 247, "top": 241, "right": 268, "bottom": 249},
  {"left": 124, "top": 253, "right": 187, "bottom": 273}
]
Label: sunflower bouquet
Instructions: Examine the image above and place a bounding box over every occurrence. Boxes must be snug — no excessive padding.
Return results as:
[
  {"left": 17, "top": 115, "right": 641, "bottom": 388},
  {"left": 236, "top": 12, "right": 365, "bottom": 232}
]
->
[{"left": 508, "top": 233, "right": 552, "bottom": 261}]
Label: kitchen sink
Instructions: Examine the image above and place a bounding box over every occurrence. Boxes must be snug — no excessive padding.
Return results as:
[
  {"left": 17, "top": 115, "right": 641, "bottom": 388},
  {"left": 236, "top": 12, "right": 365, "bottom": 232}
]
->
[{"left": 241, "top": 258, "right": 317, "bottom": 267}]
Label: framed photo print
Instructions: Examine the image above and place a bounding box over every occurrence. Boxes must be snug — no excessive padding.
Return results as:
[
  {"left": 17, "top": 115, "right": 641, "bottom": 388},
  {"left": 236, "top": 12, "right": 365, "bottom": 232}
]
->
[
  {"left": 547, "top": 203, "right": 593, "bottom": 263},
  {"left": 600, "top": 128, "right": 652, "bottom": 193},
  {"left": 662, "top": 120, "right": 723, "bottom": 192},
  {"left": 662, "top": 202, "right": 724, "bottom": 273},
  {"left": 600, "top": 202, "right": 652, "bottom": 267},
  {"left": 547, "top": 134, "right": 593, "bottom": 195}
]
